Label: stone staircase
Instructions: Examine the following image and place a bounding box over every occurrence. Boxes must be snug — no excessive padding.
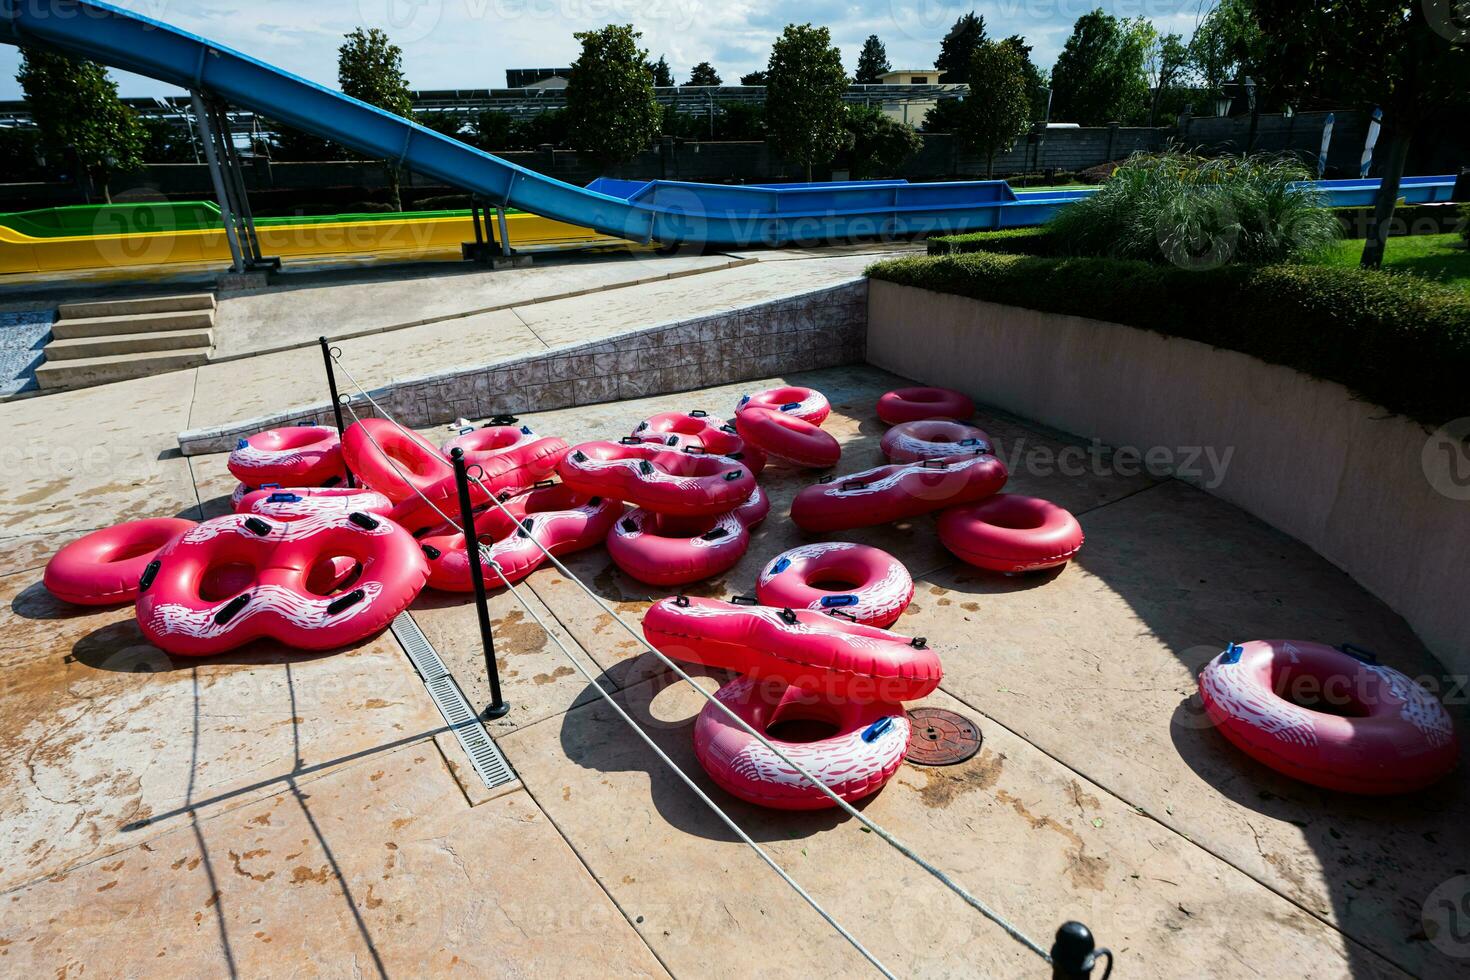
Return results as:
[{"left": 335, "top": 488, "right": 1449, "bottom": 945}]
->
[{"left": 35, "top": 293, "right": 216, "bottom": 391}]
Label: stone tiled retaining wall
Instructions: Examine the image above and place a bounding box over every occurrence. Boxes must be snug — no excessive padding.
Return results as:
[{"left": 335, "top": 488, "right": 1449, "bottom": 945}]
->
[{"left": 177, "top": 279, "right": 866, "bottom": 455}]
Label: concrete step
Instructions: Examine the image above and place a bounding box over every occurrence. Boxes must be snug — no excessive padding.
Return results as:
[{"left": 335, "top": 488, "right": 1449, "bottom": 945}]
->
[
  {"left": 58, "top": 292, "right": 216, "bottom": 320},
  {"left": 43, "top": 327, "right": 215, "bottom": 361},
  {"left": 34, "top": 348, "right": 212, "bottom": 391},
  {"left": 50, "top": 309, "right": 216, "bottom": 340}
]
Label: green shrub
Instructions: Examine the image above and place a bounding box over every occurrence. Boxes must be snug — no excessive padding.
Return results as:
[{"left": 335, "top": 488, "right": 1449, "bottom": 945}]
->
[
  {"left": 927, "top": 227, "right": 1055, "bottom": 256},
  {"left": 1046, "top": 151, "right": 1341, "bottom": 267},
  {"left": 866, "top": 252, "right": 1470, "bottom": 426}
]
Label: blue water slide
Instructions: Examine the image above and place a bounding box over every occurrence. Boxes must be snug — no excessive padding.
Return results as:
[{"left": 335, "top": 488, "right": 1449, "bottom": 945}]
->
[{"left": 0, "top": 0, "right": 1455, "bottom": 245}]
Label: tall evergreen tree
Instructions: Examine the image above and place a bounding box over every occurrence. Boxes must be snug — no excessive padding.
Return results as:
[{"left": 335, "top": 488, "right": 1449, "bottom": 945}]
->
[
  {"left": 16, "top": 48, "right": 144, "bottom": 202},
  {"left": 647, "top": 55, "right": 674, "bottom": 87},
  {"left": 687, "top": 61, "right": 722, "bottom": 86},
  {"left": 855, "top": 34, "right": 891, "bottom": 84},
  {"left": 934, "top": 12, "right": 987, "bottom": 82},
  {"left": 1048, "top": 9, "right": 1150, "bottom": 126}
]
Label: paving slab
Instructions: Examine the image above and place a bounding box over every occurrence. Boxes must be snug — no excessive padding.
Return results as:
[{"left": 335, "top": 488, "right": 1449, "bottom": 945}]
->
[
  {"left": 907, "top": 479, "right": 1469, "bottom": 978},
  {"left": 0, "top": 743, "right": 666, "bottom": 977},
  {"left": 499, "top": 677, "right": 1399, "bottom": 977},
  {"left": 211, "top": 250, "right": 737, "bottom": 359},
  {"left": 0, "top": 567, "right": 443, "bottom": 892},
  {"left": 0, "top": 368, "right": 201, "bottom": 538}
]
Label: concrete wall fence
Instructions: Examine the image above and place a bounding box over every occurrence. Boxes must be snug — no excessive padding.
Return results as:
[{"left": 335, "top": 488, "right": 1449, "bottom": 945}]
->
[
  {"left": 866, "top": 280, "right": 1470, "bottom": 675},
  {"left": 178, "top": 280, "right": 867, "bottom": 455}
]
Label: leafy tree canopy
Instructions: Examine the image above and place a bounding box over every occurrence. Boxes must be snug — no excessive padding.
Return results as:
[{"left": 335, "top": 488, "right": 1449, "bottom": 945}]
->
[
  {"left": 687, "top": 61, "right": 722, "bottom": 86},
  {"left": 855, "top": 34, "right": 892, "bottom": 84},
  {"left": 1049, "top": 9, "right": 1151, "bottom": 125},
  {"left": 959, "top": 40, "right": 1031, "bottom": 176},
  {"left": 765, "top": 23, "right": 850, "bottom": 180},
  {"left": 338, "top": 28, "right": 412, "bottom": 117},
  {"left": 935, "top": 12, "right": 987, "bottom": 82},
  {"left": 843, "top": 105, "right": 921, "bottom": 178},
  {"left": 647, "top": 55, "right": 674, "bottom": 86},
  {"left": 740, "top": 70, "right": 769, "bottom": 85},
  {"left": 15, "top": 48, "right": 144, "bottom": 200},
  {"left": 565, "top": 24, "right": 663, "bottom": 168}
]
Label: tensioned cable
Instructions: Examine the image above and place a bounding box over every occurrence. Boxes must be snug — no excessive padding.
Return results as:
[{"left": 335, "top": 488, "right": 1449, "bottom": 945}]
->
[
  {"left": 330, "top": 352, "right": 1054, "bottom": 965},
  {"left": 332, "top": 393, "right": 897, "bottom": 977}
]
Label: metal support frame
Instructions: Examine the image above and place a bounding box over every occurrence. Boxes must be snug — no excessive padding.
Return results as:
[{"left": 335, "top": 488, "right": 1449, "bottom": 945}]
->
[
  {"left": 318, "top": 337, "right": 355, "bottom": 488},
  {"left": 190, "top": 89, "right": 279, "bottom": 275},
  {"left": 449, "top": 447, "right": 510, "bottom": 720},
  {"left": 462, "top": 196, "right": 515, "bottom": 263}
]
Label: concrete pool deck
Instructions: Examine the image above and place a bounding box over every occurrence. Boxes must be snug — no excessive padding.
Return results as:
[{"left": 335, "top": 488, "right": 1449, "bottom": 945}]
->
[{"left": 1, "top": 356, "right": 1462, "bottom": 977}]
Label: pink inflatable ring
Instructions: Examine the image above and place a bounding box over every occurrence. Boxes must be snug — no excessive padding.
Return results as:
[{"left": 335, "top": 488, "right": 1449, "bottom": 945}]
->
[
  {"left": 877, "top": 387, "right": 974, "bottom": 425},
  {"left": 694, "top": 676, "right": 910, "bottom": 810},
  {"left": 44, "top": 517, "right": 197, "bottom": 606},
  {"left": 607, "top": 488, "right": 768, "bottom": 586},
  {"left": 632, "top": 411, "right": 768, "bottom": 475},
  {"left": 736, "top": 386, "right": 830, "bottom": 426},
  {"left": 227, "top": 426, "right": 345, "bottom": 487},
  {"left": 734, "top": 407, "right": 840, "bottom": 469},
  {"left": 790, "top": 451, "right": 1007, "bottom": 533},
  {"left": 938, "top": 494, "right": 1083, "bottom": 573},
  {"left": 440, "top": 423, "right": 569, "bottom": 487},
  {"left": 881, "top": 419, "right": 991, "bottom": 463},
  {"left": 235, "top": 486, "right": 394, "bottom": 520},
  {"left": 756, "top": 542, "right": 913, "bottom": 628},
  {"left": 557, "top": 441, "right": 756, "bottom": 517},
  {"left": 1198, "top": 640, "right": 1457, "bottom": 795}
]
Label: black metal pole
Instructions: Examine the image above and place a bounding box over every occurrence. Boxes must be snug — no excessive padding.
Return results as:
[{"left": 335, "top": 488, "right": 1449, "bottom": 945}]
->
[
  {"left": 318, "top": 336, "right": 354, "bottom": 488},
  {"left": 450, "top": 447, "right": 510, "bottom": 720},
  {"left": 1050, "top": 922, "right": 1112, "bottom": 979}
]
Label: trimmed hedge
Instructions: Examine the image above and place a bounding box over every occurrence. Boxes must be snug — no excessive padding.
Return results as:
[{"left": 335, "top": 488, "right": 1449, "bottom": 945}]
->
[
  {"left": 866, "top": 252, "right": 1470, "bottom": 427},
  {"left": 927, "top": 227, "right": 1055, "bottom": 256}
]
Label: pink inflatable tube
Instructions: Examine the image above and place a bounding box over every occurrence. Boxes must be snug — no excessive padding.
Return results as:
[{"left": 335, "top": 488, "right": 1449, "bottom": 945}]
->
[
  {"left": 44, "top": 517, "right": 197, "bottom": 606},
  {"left": 227, "top": 426, "right": 345, "bottom": 487},
  {"left": 135, "top": 511, "right": 428, "bottom": 656},
  {"left": 734, "top": 407, "right": 840, "bottom": 469},
  {"left": 642, "top": 595, "right": 941, "bottom": 701},
  {"left": 440, "top": 423, "right": 569, "bottom": 485},
  {"left": 880, "top": 419, "right": 992, "bottom": 463},
  {"left": 557, "top": 441, "right": 756, "bottom": 517},
  {"left": 938, "top": 494, "right": 1083, "bottom": 573},
  {"left": 1198, "top": 640, "right": 1457, "bottom": 795},
  {"left": 421, "top": 484, "right": 622, "bottom": 591},
  {"left": 693, "top": 676, "right": 910, "bottom": 810},
  {"left": 235, "top": 486, "right": 394, "bottom": 520},
  {"left": 736, "top": 386, "right": 831, "bottom": 426},
  {"left": 632, "top": 411, "right": 768, "bottom": 475},
  {"left": 790, "top": 451, "right": 1008, "bottom": 532},
  {"left": 756, "top": 542, "right": 913, "bottom": 628},
  {"left": 876, "top": 387, "right": 974, "bottom": 425},
  {"left": 606, "top": 487, "right": 769, "bottom": 586}
]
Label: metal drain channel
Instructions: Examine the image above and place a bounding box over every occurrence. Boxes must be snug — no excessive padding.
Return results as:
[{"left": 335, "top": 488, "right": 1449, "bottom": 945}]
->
[{"left": 391, "top": 611, "right": 517, "bottom": 791}]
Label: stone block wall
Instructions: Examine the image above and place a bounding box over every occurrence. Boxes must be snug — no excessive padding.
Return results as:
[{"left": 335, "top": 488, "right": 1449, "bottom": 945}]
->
[{"left": 177, "top": 279, "right": 866, "bottom": 455}]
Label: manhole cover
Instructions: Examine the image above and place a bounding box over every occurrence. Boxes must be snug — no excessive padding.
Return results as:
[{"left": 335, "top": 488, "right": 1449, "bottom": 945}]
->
[{"left": 905, "top": 708, "right": 981, "bottom": 766}]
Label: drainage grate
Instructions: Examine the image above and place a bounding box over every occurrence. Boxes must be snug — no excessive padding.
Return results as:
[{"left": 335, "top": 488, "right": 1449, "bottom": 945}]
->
[{"left": 392, "top": 612, "right": 517, "bottom": 791}]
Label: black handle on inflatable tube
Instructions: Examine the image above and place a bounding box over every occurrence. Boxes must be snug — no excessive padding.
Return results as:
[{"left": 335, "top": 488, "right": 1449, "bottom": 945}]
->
[
  {"left": 450, "top": 447, "right": 509, "bottom": 721},
  {"left": 1051, "top": 922, "right": 1113, "bottom": 979},
  {"left": 318, "top": 337, "right": 354, "bottom": 489}
]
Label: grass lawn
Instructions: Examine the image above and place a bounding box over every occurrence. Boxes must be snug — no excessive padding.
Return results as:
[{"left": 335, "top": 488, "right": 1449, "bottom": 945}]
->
[{"left": 1318, "top": 233, "right": 1470, "bottom": 291}]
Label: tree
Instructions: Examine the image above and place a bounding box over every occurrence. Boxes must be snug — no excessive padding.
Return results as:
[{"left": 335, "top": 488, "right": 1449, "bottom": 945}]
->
[
  {"left": 1049, "top": 9, "right": 1151, "bottom": 126},
  {"left": 1188, "top": 0, "right": 1265, "bottom": 97},
  {"left": 935, "top": 12, "right": 987, "bottom": 82},
  {"left": 565, "top": 25, "right": 662, "bottom": 169},
  {"left": 687, "top": 61, "right": 721, "bottom": 86},
  {"left": 855, "top": 34, "right": 891, "bottom": 84},
  {"left": 843, "top": 106, "right": 922, "bottom": 178},
  {"left": 15, "top": 48, "right": 144, "bottom": 202},
  {"left": 338, "top": 28, "right": 412, "bottom": 210},
  {"left": 958, "top": 40, "right": 1031, "bottom": 177},
  {"left": 764, "top": 24, "right": 850, "bottom": 180},
  {"left": 1145, "top": 32, "right": 1190, "bottom": 125},
  {"left": 740, "top": 70, "right": 769, "bottom": 85},
  {"left": 647, "top": 55, "right": 674, "bottom": 87},
  {"left": 268, "top": 119, "right": 341, "bottom": 161},
  {"left": 921, "top": 98, "right": 965, "bottom": 133},
  {"left": 1254, "top": 0, "right": 1470, "bottom": 268},
  {"left": 1000, "top": 35, "right": 1050, "bottom": 123},
  {"left": 416, "top": 111, "right": 467, "bottom": 140}
]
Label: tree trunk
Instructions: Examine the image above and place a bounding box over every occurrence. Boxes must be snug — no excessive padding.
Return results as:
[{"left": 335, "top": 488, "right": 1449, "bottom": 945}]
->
[
  {"left": 386, "top": 163, "right": 402, "bottom": 211},
  {"left": 805, "top": 160, "right": 812, "bottom": 182},
  {"left": 1360, "top": 131, "right": 1412, "bottom": 269},
  {"left": 985, "top": 152, "right": 994, "bottom": 179}
]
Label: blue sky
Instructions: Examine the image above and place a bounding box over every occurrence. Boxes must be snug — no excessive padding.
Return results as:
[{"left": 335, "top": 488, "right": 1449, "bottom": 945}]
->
[{"left": 0, "top": 0, "right": 1212, "bottom": 100}]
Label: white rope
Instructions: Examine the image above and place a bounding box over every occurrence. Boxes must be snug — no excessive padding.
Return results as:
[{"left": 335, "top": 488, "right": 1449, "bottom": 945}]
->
[
  {"left": 330, "top": 353, "right": 1054, "bottom": 965},
  {"left": 331, "top": 392, "right": 895, "bottom": 977}
]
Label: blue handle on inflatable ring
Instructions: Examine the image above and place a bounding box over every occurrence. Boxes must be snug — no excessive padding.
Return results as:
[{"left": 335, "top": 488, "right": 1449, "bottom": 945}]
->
[
  {"left": 738, "top": 394, "right": 750, "bottom": 406},
  {"left": 236, "top": 438, "right": 249, "bottom": 449},
  {"left": 267, "top": 492, "right": 301, "bottom": 503},
  {"left": 820, "top": 594, "right": 859, "bottom": 608},
  {"left": 770, "top": 557, "right": 791, "bottom": 574},
  {"left": 1220, "top": 642, "right": 1243, "bottom": 665},
  {"left": 458, "top": 425, "right": 474, "bottom": 435},
  {"left": 780, "top": 401, "right": 801, "bottom": 411},
  {"left": 520, "top": 425, "right": 533, "bottom": 434},
  {"left": 862, "top": 717, "right": 895, "bottom": 743},
  {"left": 960, "top": 438, "right": 979, "bottom": 445}
]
